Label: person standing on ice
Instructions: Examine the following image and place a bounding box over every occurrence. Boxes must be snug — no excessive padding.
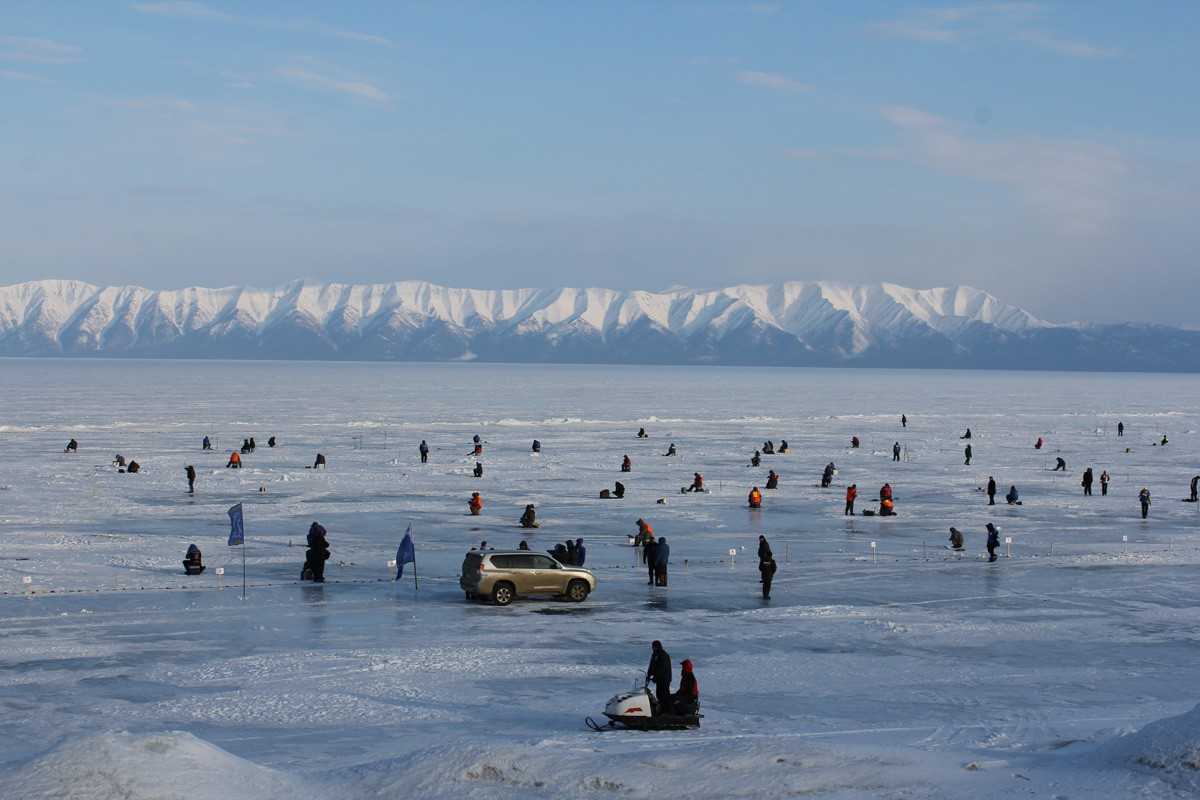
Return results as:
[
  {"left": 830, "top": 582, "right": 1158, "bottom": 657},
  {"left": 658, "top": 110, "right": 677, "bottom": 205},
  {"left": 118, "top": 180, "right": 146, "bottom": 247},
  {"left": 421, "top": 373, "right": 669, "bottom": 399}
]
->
[
  {"left": 1190, "top": 475, "right": 1199, "bottom": 502},
  {"left": 646, "top": 641, "right": 672, "bottom": 714},
  {"left": 1117, "top": 421, "right": 1125, "bottom": 436},
  {"left": 845, "top": 484, "right": 857, "bottom": 515},
  {"left": 1139, "top": 488, "right": 1151, "bottom": 519},
  {"left": 758, "top": 535, "right": 776, "bottom": 599},
  {"left": 986, "top": 476, "right": 997, "bottom": 506},
  {"left": 1100, "top": 470, "right": 1110, "bottom": 496},
  {"left": 643, "top": 534, "right": 658, "bottom": 585},
  {"left": 985, "top": 523, "right": 1000, "bottom": 562},
  {"left": 892, "top": 442, "right": 901, "bottom": 461},
  {"left": 185, "top": 465, "right": 196, "bottom": 494},
  {"left": 901, "top": 414, "right": 907, "bottom": 428},
  {"left": 964, "top": 443, "right": 972, "bottom": 465},
  {"left": 654, "top": 537, "right": 670, "bottom": 586},
  {"left": 419, "top": 440, "right": 429, "bottom": 463},
  {"left": 1082, "top": 467, "right": 1094, "bottom": 496},
  {"left": 574, "top": 538, "right": 586, "bottom": 567}
]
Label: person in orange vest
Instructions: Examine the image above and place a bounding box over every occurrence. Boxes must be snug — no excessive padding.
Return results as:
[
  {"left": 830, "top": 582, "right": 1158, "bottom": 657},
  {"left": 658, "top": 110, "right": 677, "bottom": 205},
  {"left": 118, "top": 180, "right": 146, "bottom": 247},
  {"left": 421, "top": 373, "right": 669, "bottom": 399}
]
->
[
  {"left": 226, "top": 451, "right": 241, "bottom": 468},
  {"left": 845, "top": 484, "right": 857, "bottom": 515},
  {"left": 748, "top": 487, "right": 762, "bottom": 508},
  {"left": 468, "top": 492, "right": 482, "bottom": 515}
]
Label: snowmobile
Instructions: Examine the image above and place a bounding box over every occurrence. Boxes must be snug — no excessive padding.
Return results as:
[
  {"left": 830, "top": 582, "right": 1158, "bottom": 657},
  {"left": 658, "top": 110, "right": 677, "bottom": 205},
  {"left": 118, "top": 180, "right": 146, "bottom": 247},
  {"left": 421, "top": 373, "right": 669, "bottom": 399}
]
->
[{"left": 585, "top": 674, "right": 702, "bottom": 731}]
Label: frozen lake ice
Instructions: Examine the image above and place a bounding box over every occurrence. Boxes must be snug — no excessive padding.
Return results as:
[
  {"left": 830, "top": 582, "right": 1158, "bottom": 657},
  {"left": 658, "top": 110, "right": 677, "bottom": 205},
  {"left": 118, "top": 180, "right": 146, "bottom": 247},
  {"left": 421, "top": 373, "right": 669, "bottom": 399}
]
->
[{"left": 1, "top": 359, "right": 1199, "bottom": 799}]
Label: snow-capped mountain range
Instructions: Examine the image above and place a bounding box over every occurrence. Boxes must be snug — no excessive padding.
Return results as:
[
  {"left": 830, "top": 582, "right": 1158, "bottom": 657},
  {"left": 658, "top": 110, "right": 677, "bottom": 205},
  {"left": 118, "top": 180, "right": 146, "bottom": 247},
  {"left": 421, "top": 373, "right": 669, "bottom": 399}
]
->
[{"left": 0, "top": 279, "right": 1195, "bottom": 371}]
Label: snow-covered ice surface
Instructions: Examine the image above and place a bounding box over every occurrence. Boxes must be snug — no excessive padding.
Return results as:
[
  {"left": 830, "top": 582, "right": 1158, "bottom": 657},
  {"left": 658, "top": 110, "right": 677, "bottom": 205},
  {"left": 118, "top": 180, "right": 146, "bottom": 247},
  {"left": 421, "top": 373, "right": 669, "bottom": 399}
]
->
[{"left": 1, "top": 359, "right": 1199, "bottom": 799}]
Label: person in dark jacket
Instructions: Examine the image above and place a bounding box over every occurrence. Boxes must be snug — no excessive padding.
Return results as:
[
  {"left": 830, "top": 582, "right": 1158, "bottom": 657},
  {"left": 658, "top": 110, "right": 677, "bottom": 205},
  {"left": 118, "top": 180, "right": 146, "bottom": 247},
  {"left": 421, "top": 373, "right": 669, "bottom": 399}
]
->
[
  {"left": 1082, "top": 467, "right": 1094, "bottom": 496},
  {"left": 654, "top": 537, "right": 670, "bottom": 586},
  {"left": 248, "top": 437, "right": 256, "bottom": 452},
  {"left": 673, "top": 658, "right": 699, "bottom": 715},
  {"left": 66, "top": 438, "right": 78, "bottom": 453},
  {"left": 268, "top": 436, "right": 276, "bottom": 447},
  {"left": 821, "top": 462, "right": 835, "bottom": 488},
  {"left": 987, "top": 476, "right": 997, "bottom": 505},
  {"left": 1139, "top": 488, "right": 1151, "bottom": 519},
  {"left": 473, "top": 461, "right": 483, "bottom": 477},
  {"left": 519, "top": 504, "right": 538, "bottom": 528},
  {"left": 762, "top": 441, "right": 775, "bottom": 455},
  {"left": 758, "top": 535, "right": 776, "bottom": 599},
  {"left": 186, "top": 464, "right": 197, "bottom": 494},
  {"left": 644, "top": 535, "right": 658, "bottom": 585},
  {"left": 240, "top": 438, "right": 251, "bottom": 454},
  {"left": 687, "top": 473, "right": 704, "bottom": 493},
  {"left": 1006, "top": 485, "right": 1020, "bottom": 504},
  {"left": 126, "top": 460, "right": 141, "bottom": 473},
  {"left": 202, "top": 435, "right": 211, "bottom": 450},
  {"left": 964, "top": 443, "right": 972, "bottom": 465},
  {"left": 765, "top": 470, "right": 779, "bottom": 490},
  {"left": 419, "top": 440, "right": 429, "bottom": 463},
  {"left": 892, "top": 442, "right": 901, "bottom": 461},
  {"left": 183, "top": 544, "right": 205, "bottom": 574},
  {"left": 1191, "top": 475, "right": 1199, "bottom": 502},
  {"left": 961, "top": 428, "right": 972, "bottom": 439},
  {"left": 948, "top": 527, "right": 964, "bottom": 550},
  {"left": 646, "top": 641, "right": 672, "bottom": 714},
  {"left": 550, "top": 542, "right": 568, "bottom": 562},
  {"left": 986, "top": 523, "right": 1000, "bottom": 562},
  {"left": 313, "top": 453, "right": 326, "bottom": 469},
  {"left": 614, "top": 481, "right": 625, "bottom": 499},
  {"left": 531, "top": 439, "right": 541, "bottom": 453},
  {"left": 564, "top": 539, "right": 578, "bottom": 566},
  {"left": 1053, "top": 457, "right": 1066, "bottom": 471},
  {"left": 305, "top": 522, "right": 330, "bottom": 582},
  {"left": 778, "top": 439, "right": 790, "bottom": 453},
  {"left": 750, "top": 450, "right": 761, "bottom": 468},
  {"left": 574, "top": 538, "right": 586, "bottom": 566},
  {"left": 663, "top": 443, "right": 676, "bottom": 457}
]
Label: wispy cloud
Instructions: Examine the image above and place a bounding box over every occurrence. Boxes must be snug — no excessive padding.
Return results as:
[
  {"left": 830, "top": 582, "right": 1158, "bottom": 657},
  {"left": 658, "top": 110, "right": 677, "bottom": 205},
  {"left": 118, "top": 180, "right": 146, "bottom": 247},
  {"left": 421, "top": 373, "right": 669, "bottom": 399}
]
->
[
  {"left": 869, "top": 3, "right": 1122, "bottom": 57},
  {"left": 0, "top": 34, "right": 83, "bottom": 64},
  {"left": 273, "top": 65, "right": 390, "bottom": 106},
  {"left": 1, "top": 69, "right": 58, "bottom": 84},
  {"left": 130, "top": 1, "right": 394, "bottom": 46},
  {"left": 873, "top": 105, "right": 1125, "bottom": 232},
  {"left": 736, "top": 70, "right": 811, "bottom": 92}
]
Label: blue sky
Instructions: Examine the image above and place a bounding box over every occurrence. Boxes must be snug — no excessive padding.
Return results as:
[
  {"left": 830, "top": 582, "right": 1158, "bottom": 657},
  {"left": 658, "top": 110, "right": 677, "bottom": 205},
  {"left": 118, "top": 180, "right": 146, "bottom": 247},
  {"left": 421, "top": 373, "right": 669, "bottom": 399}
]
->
[{"left": 2, "top": 1, "right": 1197, "bottom": 327}]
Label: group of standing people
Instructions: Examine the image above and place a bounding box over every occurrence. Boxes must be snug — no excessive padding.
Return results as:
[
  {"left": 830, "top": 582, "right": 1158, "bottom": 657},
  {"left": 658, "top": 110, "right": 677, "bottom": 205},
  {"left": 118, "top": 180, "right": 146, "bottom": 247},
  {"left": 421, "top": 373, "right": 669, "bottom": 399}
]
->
[{"left": 634, "top": 519, "right": 669, "bottom": 586}]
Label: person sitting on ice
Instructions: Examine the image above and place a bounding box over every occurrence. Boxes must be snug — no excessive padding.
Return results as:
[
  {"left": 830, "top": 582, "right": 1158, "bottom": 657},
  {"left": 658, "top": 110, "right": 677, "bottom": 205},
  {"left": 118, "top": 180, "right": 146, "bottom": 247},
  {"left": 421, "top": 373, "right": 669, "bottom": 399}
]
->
[
  {"left": 614, "top": 481, "right": 626, "bottom": 499},
  {"left": 621, "top": 455, "right": 632, "bottom": 472},
  {"left": 313, "top": 453, "right": 326, "bottom": 469},
  {"left": 519, "top": 504, "right": 539, "bottom": 528},
  {"left": 1006, "top": 486, "right": 1020, "bottom": 505},
  {"left": 183, "top": 544, "right": 205, "bottom": 574},
  {"left": 468, "top": 492, "right": 482, "bottom": 515},
  {"left": 762, "top": 441, "right": 775, "bottom": 455},
  {"left": 113, "top": 454, "right": 126, "bottom": 468},
  {"left": 240, "top": 438, "right": 251, "bottom": 454},
  {"left": 473, "top": 461, "right": 483, "bottom": 477},
  {"left": 531, "top": 439, "right": 541, "bottom": 453},
  {"left": 226, "top": 451, "right": 241, "bottom": 468},
  {"left": 125, "top": 460, "right": 141, "bottom": 473},
  {"left": 960, "top": 428, "right": 972, "bottom": 439},
  {"left": 750, "top": 450, "right": 761, "bottom": 467},
  {"left": 1053, "top": 457, "right": 1066, "bottom": 471},
  {"left": 748, "top": 487, "right": 762, "bottom": 508},
  {"left": 268, "top": 436, "right": 276, "bottom": 447},
  {"left": 65, "top": 438, "right": 78, "bottom": 453},
  {"left": 1035, "top": 437, "right": 1043, "bottom": 450},
  {"left": 765, "top": 470, "right": 779, "bottom": 490},
  {"left": 687, "top": 473, "right": 704, "bottom": 492},
  {"left": 672, "top": 659, "right": 699, "bottom": 716},
  {"left": 1161, "top": 434, "right": 1169, "bottom": 446},
  {"left": 663, "top": 443, "right": 676, "bottom": 457},
  {"left": 202, "top": 435, "right": 212, "bottom": 450},
  {"left": 778, "top": 440, "right": 790, "bottom": 453},
  {"left": 948, "top": 527, "right": 964, "bottom": 550},
  {"left": 637, "top": 428, "right": 648, "bottom": 438}
]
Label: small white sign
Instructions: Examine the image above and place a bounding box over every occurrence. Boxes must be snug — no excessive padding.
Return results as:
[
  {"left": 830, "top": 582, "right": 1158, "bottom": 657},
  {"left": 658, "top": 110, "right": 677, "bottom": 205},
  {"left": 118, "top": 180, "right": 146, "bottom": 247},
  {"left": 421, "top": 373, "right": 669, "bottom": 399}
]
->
[
  {"left": 215, "top": 567, "right": 225, "bottom": 575},
  {"left": 870, "top": 541, "right": 876, "bottom": 548},
  {"left": 728, "top": 549, "right": 737, "bottom": 556},
  {"left": 387, "top": 559, "right": 397, "bottom": 568},
  {"left": 22, "top": 576, "right": 32, "bottom": 584},
  {"left": 1005, "top": 537, "right": 1012, "bottom": 544},
  {"left": 1122, "top": 535, "right": 1128, "bottom": 542}
]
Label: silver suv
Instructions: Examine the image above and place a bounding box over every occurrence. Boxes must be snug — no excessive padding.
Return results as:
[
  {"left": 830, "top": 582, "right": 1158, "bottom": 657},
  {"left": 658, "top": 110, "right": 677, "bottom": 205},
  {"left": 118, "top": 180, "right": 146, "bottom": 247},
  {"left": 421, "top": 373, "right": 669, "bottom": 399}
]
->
[{"left": 460, "top": 551, "right": 596, "bottom": 605}]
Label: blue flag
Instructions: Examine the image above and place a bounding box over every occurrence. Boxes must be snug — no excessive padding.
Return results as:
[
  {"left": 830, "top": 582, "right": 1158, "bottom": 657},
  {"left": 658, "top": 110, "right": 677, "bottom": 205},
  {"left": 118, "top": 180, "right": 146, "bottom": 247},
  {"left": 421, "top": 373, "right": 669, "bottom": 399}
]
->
[
  {"left": 396, "top": 524, "right": 415, "bottom": 579},
  {"left": 227, "top": 503, "right": 244, "bottom": 546}
]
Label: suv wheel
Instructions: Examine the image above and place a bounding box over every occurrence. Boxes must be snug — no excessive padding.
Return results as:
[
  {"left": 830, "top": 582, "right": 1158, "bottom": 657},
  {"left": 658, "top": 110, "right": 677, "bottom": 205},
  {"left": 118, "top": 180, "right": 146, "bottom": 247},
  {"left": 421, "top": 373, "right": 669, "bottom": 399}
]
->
[
  {"left": 565, "top": 580, "right": 589, "bottom": 602},
  {"left": 491, "top": 582, "right": 515, "bottom": 606}
]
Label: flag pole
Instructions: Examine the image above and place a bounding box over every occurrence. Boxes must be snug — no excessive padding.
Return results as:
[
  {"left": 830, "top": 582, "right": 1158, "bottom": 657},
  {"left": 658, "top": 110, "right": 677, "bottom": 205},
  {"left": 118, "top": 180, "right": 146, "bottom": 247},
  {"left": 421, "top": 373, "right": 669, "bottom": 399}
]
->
[
  {"left": 241, "top": 538, "right": 247, "bottom": 599},
  {"left": 412, "top": 522, "right": 419, "bottom": 591}
]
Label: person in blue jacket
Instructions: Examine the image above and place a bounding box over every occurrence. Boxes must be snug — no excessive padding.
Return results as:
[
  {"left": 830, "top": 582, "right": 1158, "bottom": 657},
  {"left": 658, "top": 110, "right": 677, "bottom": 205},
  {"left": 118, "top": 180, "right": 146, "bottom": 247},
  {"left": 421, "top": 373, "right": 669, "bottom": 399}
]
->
[
  {"left": 419, "top": 440, "right": 429, "bottom": 463},
  {"left": 655, "top": 537, "right": 670, "bottom": 586},
  {"left": 986, "top": 523, "right": 1000, "bottom": 562},
  {"left": 574, "top": 538, "right": 586, "bottom": 566},
  {"left": 1005, "top": 485, "right": 1020, "bottom": 504}
]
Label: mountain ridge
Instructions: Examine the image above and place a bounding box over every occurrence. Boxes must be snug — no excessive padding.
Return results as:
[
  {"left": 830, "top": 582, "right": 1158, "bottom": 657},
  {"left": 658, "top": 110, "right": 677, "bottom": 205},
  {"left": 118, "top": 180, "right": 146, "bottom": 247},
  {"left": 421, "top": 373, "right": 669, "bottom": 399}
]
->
[{"left": 0, "top": 279, "right": 1195, "bottom": 372}]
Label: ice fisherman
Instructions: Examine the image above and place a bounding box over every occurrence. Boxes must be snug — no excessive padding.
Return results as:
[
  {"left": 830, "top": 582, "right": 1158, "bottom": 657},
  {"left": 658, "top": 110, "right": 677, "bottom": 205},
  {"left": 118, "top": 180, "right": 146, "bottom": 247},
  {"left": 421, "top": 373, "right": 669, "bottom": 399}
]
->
[
  {"left": 758, "top": 535, "right": 776, "bottom": 599},
  {"left": 65, "top": 438, "right": 78, "bottom": 453},
  {"left": 987, "top": 476, "right": 997, "bottom": 505},
  {"left": 469, "top": 492, "right": 482, "bottom": 515},
  {"left": 1190, "top": 475, "right": 1199, "bottom": 502},
  {"left": 1053, "top": 457, "right": 1067, "bottom": 471},
  {"left": 765, "top": 469, "right": 779, "bottom": 489},
  {"left": 519, "top": 504, "right": 539, "bottom": 528},
  {"left": 305, "top": 522, "right": 330, "bottom": 582},
  {"left": 845, "top": 484, "right": 857, "bottom": 515},
  {"left": 621, "top": 455, "right": 632, "bottom": 472},
  {"left": 821, "top": 462, "right": 835, "bottom": 488},
  {"left": 961, "top": 428, "right": 972, "bottom": 439},
  {"left": 1139, "top": 488, "right": 1151, "bottom": 519},
  {"left": 1082, "top": 467, "right": 1094, "bottom": 496},
  {"left": 686, "top": 473, "right": 704, "bottom": 492},
  {"left": 186, "top": 465, "right": 196, "bottom": 494},
  {"left": 654, "top": 537, "right": 669, "bottom": 586},
  {"left": 948, "top": 527, "right": 964, "bottom": 550},
  {"left": 748, "top": 487, "right": 762, "bottom": 508},
  {"left": 313, "top": 453, "right": 326, "bottom": 469},
  {"left": 226, "top": 451, "right": 241, "bottom": 468},
  {"left": 1006, "top": 485, "right": 1020, "bottom": 505},
  {"left": 646, "top": 641, "right": 672, "bottom": 714},
  {"left": 531, "top": 439, "right": 541, "bottom": 453},
  {"left": 473, "top": 461, "right": 483, "bottom": 477},
  {"left": 202, "top": 435, "right": 212, "bottom": 450},
  {"left": 986, "top": 523, "right": 1000, "bottom": 562},
  {"left": 892, "top": 442, "right": 901, "bottom": 461},
  {"left": 183, "top": 544, "right": 205, "bottom": 574},
  {"left": 964, "top": 444, "right": 972, "bottom": 465},
  {"left": 663, "top": 443, "right": 676, "bottom": 457}
]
